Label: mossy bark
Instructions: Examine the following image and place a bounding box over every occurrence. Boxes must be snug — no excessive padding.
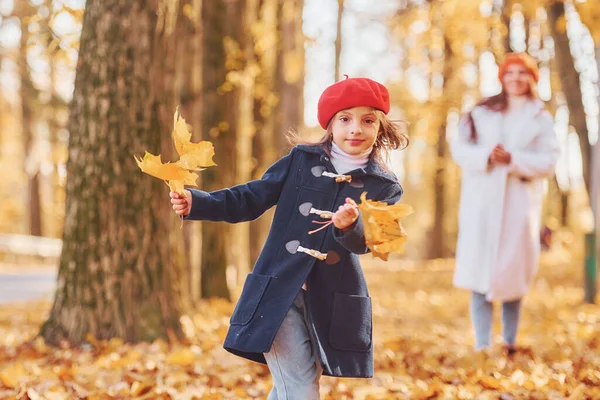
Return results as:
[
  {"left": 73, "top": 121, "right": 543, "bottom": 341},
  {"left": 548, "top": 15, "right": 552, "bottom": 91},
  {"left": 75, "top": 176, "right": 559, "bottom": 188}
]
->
[{"left": 41, "top": 0, "right": 190, "bottom": 345}]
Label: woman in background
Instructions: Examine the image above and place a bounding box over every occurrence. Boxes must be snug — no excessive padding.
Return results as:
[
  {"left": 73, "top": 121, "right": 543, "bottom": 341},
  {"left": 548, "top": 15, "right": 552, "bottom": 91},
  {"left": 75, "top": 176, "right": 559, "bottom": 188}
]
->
[{"left": 450, "top": 52, "right": 560, "bottom": 354}]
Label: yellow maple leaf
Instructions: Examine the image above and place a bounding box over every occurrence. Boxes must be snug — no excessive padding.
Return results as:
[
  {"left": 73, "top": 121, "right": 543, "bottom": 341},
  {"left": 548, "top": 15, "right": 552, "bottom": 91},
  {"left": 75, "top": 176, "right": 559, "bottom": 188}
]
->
[
  {"left": 134, "top": 151, "right": 200, "bottom": 193},
  {"left": 357, "top": 192, "right": 414, "bottom": 261},
  {"left": 172, "top": 107, "right": 216, "bottom": 170},
  {"left": 135, "top": 107, "right": 216, "bottom": 194}
]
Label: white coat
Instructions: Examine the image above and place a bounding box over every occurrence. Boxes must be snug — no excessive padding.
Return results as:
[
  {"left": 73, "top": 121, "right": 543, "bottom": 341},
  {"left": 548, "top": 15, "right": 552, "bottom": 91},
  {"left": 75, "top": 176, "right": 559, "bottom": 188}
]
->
[{"left": 450, "top": 100, "right": 560, "bottom": 301}]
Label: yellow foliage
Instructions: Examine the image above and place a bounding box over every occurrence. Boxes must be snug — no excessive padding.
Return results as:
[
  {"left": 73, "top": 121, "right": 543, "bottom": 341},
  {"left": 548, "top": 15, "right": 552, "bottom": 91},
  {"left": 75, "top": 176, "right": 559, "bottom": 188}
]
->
[
  {"left": 358, "top": 192, "right": 414, "bottom": 261},
  {"left": 283, "top": 51, "right": 304, "bottom": 84},
  {"left": 556, "top": 15, "right": 567, "bottom": 35},
  {"left": 135, "top": 108, "right": 216, "bottom": 194},
  {"left": 576, "top": 1, "right": 600, "bottom": 43}
]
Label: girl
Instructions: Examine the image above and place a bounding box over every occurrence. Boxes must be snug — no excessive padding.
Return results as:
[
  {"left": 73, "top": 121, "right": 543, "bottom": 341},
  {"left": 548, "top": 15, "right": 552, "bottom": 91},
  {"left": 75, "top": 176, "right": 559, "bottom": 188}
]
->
[
  {"left": 450, "top": 53, "right": 560, "bottom": 354},
  {"left": 170, "top": 76, "right": 408, "bottom": 399}
]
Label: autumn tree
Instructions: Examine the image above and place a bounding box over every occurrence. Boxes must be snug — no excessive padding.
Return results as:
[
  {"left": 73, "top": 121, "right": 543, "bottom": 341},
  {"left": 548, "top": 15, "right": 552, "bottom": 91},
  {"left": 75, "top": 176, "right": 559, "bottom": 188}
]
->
[
  {"left": 250, "top": 0, "right": 282, "bottom": 264},
  {"left": 17, "top": 0, "right": 43, "bottom": 236},
  {"left": 230, "top": 0, "right": 259, "bottom": 286},
  {"left": 548, "top": 1, "right": 592, "bottom": 205},
  {"left": 277, "top": 0, "right": 305, "bottom": 150},
  {"left": 177, "top": 1, "right": 204, "bottom": 306},
  {"left": 250, "top": 0, "right": 305, "bottom": 264},
  {"left": 200, "top": 0, "right": 244, "bottom": 299},
  {"left": 335, "top": 0, "right": 344, "bottom": 82},
  {"left": 41, "top": 0, "right": 192, "bottom": 345}
]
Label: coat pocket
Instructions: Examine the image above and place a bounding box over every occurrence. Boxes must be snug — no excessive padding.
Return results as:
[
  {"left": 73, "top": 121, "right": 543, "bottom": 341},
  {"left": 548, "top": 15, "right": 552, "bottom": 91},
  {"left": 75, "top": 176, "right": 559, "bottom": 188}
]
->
[
  {"left": 230, "top": 273, "right": 272, "bottom": 326},
  {"left": 329, "top": 293, "right": 372, "bottom": 352}
]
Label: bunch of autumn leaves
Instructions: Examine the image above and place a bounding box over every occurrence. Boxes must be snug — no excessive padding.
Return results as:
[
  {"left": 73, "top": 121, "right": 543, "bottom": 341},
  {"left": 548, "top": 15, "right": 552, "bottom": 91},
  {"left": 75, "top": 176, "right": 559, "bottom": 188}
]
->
[
  {"left": 135, "top": 108, "right": 413, "bottom": 260},
  {"left": 135, "top": 108, "right": 217, "bottom": 195}
]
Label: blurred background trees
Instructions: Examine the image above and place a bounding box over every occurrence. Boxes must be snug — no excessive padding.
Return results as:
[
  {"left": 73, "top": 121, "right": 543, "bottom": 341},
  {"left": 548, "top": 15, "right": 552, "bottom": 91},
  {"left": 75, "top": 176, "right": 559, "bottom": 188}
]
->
[{"left": 1, "top": 0, "right": 598, "bottom": 341}]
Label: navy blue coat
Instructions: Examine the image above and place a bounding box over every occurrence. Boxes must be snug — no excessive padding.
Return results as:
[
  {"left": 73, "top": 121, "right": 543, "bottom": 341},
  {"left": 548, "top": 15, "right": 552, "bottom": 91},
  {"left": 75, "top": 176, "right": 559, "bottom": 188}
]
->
[{"left": 185, "top": 145, "right": 403, "bottom": 378}]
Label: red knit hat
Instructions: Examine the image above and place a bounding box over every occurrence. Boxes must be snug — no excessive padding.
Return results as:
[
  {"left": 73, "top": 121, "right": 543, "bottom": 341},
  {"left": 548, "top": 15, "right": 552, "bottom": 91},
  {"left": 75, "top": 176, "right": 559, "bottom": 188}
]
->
[
  {"left": 317, "top": 76, "right": 390, "bottom": 129},
  {"left": 498, "top": 52, "right": 539, "bottom": 83}
]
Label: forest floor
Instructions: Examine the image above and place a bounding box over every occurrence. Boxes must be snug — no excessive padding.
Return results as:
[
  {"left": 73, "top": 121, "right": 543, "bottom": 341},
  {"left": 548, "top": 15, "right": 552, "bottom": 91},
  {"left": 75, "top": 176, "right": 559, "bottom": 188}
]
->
[{"left": 0, "top": 233, "right": 599, "bottom": 399}]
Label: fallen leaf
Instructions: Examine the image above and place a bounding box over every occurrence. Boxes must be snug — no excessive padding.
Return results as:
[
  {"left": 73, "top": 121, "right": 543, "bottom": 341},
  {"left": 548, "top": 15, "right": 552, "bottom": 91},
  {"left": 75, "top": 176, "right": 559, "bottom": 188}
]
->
[
  {"left": 0, "top": 362, "right": 26, "bottom": 388},
  {"left": 0, "top": 234, "right": 597, "bottom": 399},
  {"left": 166, "top": 348, "right": 196, "bottom": 366},
  {"left": 27, "top": 388, "right": 43, "bottom": 400},
  {"left": 479, "top": 375, "right": 501, "bottom": 390}
]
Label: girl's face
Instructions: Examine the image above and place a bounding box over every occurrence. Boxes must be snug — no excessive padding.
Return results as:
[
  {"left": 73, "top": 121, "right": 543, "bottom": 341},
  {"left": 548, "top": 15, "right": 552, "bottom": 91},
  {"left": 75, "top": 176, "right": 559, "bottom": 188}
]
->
[
  {"left": 502, "top": 63, "right": 532, "bottom": 97},
  {"left": 330, "top": 106, "right": 380, "bottom": 155}
]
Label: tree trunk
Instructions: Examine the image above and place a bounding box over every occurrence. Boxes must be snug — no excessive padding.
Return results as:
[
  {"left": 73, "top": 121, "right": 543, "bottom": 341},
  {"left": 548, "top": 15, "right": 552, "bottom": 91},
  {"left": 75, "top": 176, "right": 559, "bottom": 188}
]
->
[
  {"left": 427, "top": 34, "right": 453, "bottom": 259},
  {"left": 548, "top": 1, "right": 592, "bottom": 205},
  {"left": 523, "top": 14, "right": 530, "bottom": 52},
  {"left": 44, "top": 0, "right": 67, "bottom": 238},
  {"left": 545, "top": 48, "right": 569, "bottom": 228},
  {"left": 250, "top": 0, "right": 305, "bottom": 261},
  {"left": 201, "top": 0, "right": 244, "bottom": 300},
  {"left": 40, "top": 0, "right": 190, "bottom": 345},
  {"left": 502, "top": 0, "right": 512, "bottom": 53},
  {"left": 489, "top": 0, "right": 511, "bottom": 64},
  {"left": 429, "top": 117, "right": 448, "bottom": 259},
  {"left": 250, "top": 0, "right": 280, "bottom": 265},
  {"left": 178, "top": 0, "right": 204, "bottom": 306},
  {"left": 277, "top": 0, "right": 305, "bottom": 148},
  {"left": 334, "top": 0, "right": 344, "bottom": 82},
  {"left": 594, "top": 46, "right": 600, "bottom": 253},
  {"left": 19, "top": 2, "right": 43, "bottom": 236},
  {"left": 560, "top": 183, "right": 570, "bottom": 226},
  {"left": 231, "top": 0, "right": 259, "bottom": 286}
]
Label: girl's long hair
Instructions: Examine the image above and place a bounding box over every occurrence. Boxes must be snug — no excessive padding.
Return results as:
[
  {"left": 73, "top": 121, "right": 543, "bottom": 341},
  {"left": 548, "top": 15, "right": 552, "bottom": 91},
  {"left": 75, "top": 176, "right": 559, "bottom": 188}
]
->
[
  {"left": 287, "top": 110, "right": 409, "bottom": 167},
  {"left": 466, "top": 74, "right": 538, "bottom": 143}
]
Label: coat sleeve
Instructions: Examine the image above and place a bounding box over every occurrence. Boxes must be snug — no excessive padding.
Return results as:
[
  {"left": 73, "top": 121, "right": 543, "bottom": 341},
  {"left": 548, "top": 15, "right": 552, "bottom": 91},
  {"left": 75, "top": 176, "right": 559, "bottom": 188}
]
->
[
  {"left": 508, "top": 112, "right": 560, "bottom": 179},
  {"left": 184, "top": 148, "right": 295, "bottom": 223},
  {"left": 332, "top": 182, "right": 404, "bottom": 254},
  {"left": 449, "top": 114, "right": 493, "bottom": 173}
]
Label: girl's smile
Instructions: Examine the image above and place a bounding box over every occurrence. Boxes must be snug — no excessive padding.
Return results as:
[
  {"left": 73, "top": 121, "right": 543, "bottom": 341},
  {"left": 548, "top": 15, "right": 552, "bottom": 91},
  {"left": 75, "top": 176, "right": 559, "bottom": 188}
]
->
[{"left": 346, "top": 139, "right": 365, "bottom": 146}]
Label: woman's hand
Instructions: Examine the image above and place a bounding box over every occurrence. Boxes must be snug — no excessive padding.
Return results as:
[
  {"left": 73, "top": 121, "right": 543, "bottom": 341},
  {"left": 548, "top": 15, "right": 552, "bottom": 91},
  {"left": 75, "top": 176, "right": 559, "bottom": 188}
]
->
[
  {"left": 332, "top": 198, "right": 359, "bottom": 232},
  {"left": 489, "top": 144, "right": 512, "bottom": 165},
  {"left": 170, "top": 190, "right": 192, "bottom": 217}
]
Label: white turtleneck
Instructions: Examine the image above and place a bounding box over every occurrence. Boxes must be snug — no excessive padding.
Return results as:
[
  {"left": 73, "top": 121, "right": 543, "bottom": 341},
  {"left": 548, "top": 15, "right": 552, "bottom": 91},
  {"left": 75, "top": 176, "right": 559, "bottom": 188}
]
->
[{"left": 330, "top": 142, "right": 372, "bottom": 174}]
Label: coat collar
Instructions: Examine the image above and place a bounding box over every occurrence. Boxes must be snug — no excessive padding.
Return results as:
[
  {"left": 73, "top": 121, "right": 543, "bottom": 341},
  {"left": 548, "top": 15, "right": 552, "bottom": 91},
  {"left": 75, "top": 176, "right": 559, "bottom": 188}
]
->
[
  {"left": 472, "top": 99, "right": 547, "bottom": 148},
  {"left": 473, "top": 99, "right": 546, "bottom": 119},
  {"left": 295, "top": 144, "right": 398, "bottom": 183}
]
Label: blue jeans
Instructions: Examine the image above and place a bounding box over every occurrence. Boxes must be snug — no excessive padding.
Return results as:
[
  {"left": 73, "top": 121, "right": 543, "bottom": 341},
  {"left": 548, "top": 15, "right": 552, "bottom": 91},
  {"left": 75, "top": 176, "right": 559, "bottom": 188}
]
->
[
  {"left": 471, "top": 292, "right": 522, "bottom": 350},
  {"left": 264, "top": 290, "right": 322, "bottom": 400}
]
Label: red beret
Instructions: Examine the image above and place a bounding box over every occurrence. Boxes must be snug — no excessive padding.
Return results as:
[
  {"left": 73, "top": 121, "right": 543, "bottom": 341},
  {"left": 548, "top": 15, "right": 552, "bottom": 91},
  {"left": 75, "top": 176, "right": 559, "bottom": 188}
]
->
[
  {"left": 498, "top": 52, "right": 539, "bottom": 83},
  {"left": 317, "top": 76, "right": 390, "bottom": 129}
]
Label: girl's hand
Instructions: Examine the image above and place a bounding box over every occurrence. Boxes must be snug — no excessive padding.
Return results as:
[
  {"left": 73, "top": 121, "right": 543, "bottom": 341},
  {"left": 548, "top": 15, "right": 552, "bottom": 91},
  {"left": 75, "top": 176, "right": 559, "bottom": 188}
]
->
[
  {"left": 332, "top": 198, "right": 359, "bottom": 232},
  {"left": 170, "top": 190, "right": 192, "bottom": 217}
]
